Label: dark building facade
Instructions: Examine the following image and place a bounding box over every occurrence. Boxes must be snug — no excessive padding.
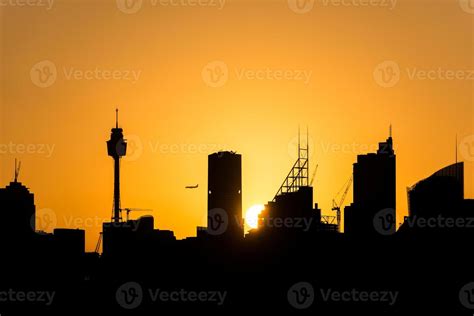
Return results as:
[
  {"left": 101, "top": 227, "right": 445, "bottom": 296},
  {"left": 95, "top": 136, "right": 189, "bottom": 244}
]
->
[
  {"left": 407, "top": 162, "right": 467, "bottom": 218},
  {"left": 257, "top": 186, "right": 336, "bottom": 235},
  {"left": 102, "top": 216, "right": 176, "bottom": 257},
  {"left": 0, "top": 180, "right": 36, "bottom": 241},
  {"left": 53, "top": 228, "right": 85, "bottom": 257},
  {"left": 344, "top": 134, "right": 396, "bottom": 236},
  {"left": 207, "top": 151, "right": 243, "bottom": 240}
]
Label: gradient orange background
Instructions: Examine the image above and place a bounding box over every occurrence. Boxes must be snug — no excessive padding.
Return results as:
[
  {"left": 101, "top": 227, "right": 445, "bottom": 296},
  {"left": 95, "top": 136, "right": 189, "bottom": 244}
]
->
[{"left": 1, "top": 0, "right": 473, "bottom": 251}]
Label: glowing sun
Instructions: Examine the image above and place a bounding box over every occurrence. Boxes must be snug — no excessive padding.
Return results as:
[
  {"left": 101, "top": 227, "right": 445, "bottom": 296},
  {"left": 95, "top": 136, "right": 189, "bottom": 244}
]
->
[{"left": 245, "top": 204, "right": 265, "bottom": 229}]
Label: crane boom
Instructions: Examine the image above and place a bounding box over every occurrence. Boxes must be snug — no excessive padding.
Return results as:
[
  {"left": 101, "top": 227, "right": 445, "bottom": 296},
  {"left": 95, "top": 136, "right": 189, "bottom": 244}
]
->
[
  {"left": 331, "top": 174, "right": 353, "bottom": 232},
  {"left": 338, "top": 175, "right": 353, "bottom": 208},
  {"left": 123, "top": 208, "right": 153, "bottom": 221},
  {"left": 309, "top": 164, "right": 319, "bottom": 186}
]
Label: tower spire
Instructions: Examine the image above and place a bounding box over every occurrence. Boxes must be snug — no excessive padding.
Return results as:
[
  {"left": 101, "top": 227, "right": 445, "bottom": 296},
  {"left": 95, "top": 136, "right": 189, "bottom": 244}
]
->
[
  {"left": 389, "top": 124, "right": 392, "bottom": 138},
  {"left": 116, "top": 108, "right": 119, "bottom": 129}
]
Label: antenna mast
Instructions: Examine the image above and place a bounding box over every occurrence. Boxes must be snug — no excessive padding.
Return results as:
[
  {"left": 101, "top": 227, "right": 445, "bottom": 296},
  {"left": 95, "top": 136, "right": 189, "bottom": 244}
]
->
[
  {"left": 273, "top": 127, "right": 309, "bottom": 201},
  {"left": 14, "top": 159, "right": 21, "bottom": 183},
  {"left": 456, "top": 134, "right": 458, "bottom": 164}
]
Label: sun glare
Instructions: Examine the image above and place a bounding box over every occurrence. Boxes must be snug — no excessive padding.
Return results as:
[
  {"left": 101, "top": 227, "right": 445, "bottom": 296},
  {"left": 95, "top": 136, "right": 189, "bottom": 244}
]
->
[{"left": 245, "top": 204, "right": 265, "bottom": 229}]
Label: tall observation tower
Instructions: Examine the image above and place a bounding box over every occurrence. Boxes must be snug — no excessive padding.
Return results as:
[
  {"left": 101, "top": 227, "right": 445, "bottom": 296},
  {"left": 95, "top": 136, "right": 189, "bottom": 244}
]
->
[{"left": 106, "top": 109, "right": 127, "bottom": 223}]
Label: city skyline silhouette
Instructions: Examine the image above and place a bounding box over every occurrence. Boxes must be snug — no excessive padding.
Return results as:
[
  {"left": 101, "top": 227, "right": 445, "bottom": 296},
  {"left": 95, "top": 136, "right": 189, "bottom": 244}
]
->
[
  {"left": 1, "top": 0, "right": 473, "bottom": 313},
  {"left": 1, "top": 112, "right": 473, "bottom": 313}
]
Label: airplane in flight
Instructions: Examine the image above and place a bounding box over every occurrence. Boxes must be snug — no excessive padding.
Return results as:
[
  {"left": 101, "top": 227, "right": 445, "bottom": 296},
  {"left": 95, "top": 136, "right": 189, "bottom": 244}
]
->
[{"left": 185, "top": 184, "right": 199, "bottom": 189}]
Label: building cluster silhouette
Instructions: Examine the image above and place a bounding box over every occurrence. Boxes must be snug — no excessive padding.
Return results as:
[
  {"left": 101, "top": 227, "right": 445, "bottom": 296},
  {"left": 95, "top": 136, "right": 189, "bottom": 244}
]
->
[{"left": 1, "top": 114, "right": 473, "bottom": 313}]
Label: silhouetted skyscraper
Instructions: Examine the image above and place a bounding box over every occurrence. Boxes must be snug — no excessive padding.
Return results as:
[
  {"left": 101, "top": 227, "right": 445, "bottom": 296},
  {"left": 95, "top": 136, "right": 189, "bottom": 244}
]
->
[
  {"left": 207, "top": 151, "right": 243, "bottom": 239},
  {"left": 407, "top": 162, "right": 464, "bottom": 218},
  {"left": 0, "top": 179, "right": 36, "bottom": 240},
  {"left": 344, "top": 132, "right": 396, "bottom": 236}
]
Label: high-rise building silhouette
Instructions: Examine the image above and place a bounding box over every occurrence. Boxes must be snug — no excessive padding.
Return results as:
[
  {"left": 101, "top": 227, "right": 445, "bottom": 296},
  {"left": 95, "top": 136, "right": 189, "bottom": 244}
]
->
[
  {"left": 407, "top": 162, "right": 467, "bottom": 218},
  {"left": 344, "top": 131, "right": 396, "bottom": 236},
  {"left": 257, "top": 186, "right": 332, "bottom": 235},
  {"left": 207, "top": 151, "right": 243, "bottom": 239},
  {"left": 0, "top": 175, "right": 36, "bottom": 240},
  {"left": 255, "top": 131, "right": 337, "bottom": 236}
]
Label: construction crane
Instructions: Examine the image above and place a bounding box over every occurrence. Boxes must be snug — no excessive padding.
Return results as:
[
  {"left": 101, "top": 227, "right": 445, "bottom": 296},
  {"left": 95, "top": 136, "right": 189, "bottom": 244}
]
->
[
  {"left": 309, "top": 164, "right": 319, "bottom": 186},
  {"left": 331, "top": 174, "right": 353, "bottom": 232},
  {"left": 95, "top": 232, "right": 103, "bottom": 254},
  {"left": 123, "top": 208, "right": 153, "bottom": 221}
]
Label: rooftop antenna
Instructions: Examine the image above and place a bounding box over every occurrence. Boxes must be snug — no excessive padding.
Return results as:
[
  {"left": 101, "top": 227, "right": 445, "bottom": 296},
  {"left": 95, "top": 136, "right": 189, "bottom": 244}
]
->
[
  {"left": 116, "top": 108, "right": 119, "bottom": 129},
  {"left": 455, "top": 134, "right": 458, "bottom": 164},
  {"left": 389, "top": 124, "right": 392, "bottom": 138},
  {"left": 306, "top": 126, "right": 309, "bottom": 186},
  {"left": 455, "top": 133, "right": 459, "bottom": 178},
  {"left": 14, "top": 159, "right": 21, "bottom": 183},
  {"left": 272, "top": 127, "right": 310, "bottom": 200},
  {"left": 298, "top": 125, "right": 300, "bottom": 160},
  {"left": 298, "top": 126, "right": 301, "bottom": 187}
]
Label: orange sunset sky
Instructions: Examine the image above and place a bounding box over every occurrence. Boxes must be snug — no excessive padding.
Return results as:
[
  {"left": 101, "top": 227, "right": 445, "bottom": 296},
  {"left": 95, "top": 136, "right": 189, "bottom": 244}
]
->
[{"left": 0, "top": 0, "right": 473, "bottom": 251}]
